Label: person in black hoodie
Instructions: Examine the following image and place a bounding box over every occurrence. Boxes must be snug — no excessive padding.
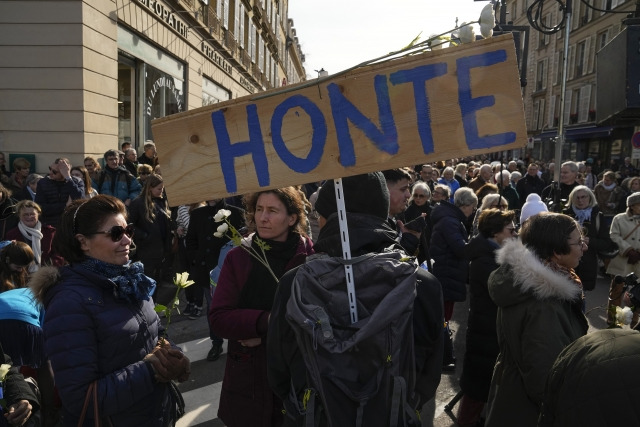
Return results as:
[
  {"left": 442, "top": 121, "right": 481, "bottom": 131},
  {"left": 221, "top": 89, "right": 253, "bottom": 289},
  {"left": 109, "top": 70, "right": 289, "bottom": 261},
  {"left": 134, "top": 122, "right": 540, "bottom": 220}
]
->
[{"left": 267, "top": 173, "right": 444, "bottom": 425}]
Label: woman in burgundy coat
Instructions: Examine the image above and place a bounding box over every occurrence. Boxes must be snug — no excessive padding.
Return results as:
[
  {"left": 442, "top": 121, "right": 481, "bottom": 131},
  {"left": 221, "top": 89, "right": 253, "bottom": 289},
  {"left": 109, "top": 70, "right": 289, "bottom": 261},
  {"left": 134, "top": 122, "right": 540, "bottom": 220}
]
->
[{"left": 209, "top": 187, "right": 314, "bottom": 427}]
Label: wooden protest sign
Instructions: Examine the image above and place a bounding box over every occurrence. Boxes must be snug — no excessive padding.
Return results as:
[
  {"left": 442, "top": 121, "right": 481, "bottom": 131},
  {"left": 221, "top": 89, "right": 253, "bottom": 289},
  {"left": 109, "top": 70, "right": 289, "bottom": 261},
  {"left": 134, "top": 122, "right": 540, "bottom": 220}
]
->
[{"left": 152, "top": 34, "right": 526, "bottom": 206}]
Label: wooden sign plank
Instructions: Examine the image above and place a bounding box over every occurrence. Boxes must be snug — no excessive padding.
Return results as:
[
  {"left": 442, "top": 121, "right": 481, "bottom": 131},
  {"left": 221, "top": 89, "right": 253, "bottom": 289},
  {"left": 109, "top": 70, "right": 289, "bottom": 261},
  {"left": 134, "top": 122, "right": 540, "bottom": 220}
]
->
[{"left": 152, "top": 34, "right": 526, "bottom": 206}]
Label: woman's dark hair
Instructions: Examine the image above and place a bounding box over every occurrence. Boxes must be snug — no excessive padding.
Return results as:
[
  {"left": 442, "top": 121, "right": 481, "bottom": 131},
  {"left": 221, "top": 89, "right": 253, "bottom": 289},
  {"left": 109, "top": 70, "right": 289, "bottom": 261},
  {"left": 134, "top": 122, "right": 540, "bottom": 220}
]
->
[
  {"left": 0, "top": 241, "right": 35, "bottom": 291},
  {"left": 478, "top": 208, "right": 516, "bottom": 239},
  {"left": 243, "top": 187, "right": 309, "bottom": 237},
  {"left": 139, "top": 173, "right": 170, "bottom": 223},
  {"left": 71, "top": 165, "right": 94, "bottom": 197},
  {"left": 520, "top": 212, "right": 578, "bottom": 260},
  {"left": 53, "top": 195, "right": 127, "bottom": 263}
]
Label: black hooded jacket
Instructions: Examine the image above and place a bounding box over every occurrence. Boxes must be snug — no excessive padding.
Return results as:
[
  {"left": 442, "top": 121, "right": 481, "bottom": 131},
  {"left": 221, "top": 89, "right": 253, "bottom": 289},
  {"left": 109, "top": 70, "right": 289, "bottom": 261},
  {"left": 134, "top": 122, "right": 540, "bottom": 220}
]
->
[{"left": 267, "top": 213, "right": 444, "bottom": 423}]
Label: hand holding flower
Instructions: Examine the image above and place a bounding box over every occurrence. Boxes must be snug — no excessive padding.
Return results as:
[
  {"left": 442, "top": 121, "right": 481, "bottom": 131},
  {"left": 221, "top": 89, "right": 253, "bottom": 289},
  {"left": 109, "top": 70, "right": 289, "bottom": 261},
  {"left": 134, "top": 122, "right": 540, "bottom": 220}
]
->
[{"left": 4, "top": 400, "right": 32, "bottom": 426}]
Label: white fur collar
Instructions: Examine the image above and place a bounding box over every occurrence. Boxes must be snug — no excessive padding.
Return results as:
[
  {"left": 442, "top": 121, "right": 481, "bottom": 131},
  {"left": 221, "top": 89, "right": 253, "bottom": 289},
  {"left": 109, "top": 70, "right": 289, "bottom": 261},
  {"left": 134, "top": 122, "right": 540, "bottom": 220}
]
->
[{"left": 494, "top": 238, "right": 582, "bottom": 301}]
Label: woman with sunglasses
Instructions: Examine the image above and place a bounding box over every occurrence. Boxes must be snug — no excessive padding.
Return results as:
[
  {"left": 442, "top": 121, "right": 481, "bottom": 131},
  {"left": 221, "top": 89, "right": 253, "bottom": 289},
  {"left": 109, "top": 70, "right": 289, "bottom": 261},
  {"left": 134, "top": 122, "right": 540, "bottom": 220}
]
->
[
  {"left": 31, "top": 195, "right": 190, "bottom": 426},
  {"left": 128, "top": 173, "right": 175, "bottom": 290},
  {"left": 485, "top": 212, "right": 588, "bottom": 427},
  {"left": 457, "top": 209, "right": 517, "bottom": 427},
  {"left": 404, "top": 182, "right": 434, "bottom": 266}
]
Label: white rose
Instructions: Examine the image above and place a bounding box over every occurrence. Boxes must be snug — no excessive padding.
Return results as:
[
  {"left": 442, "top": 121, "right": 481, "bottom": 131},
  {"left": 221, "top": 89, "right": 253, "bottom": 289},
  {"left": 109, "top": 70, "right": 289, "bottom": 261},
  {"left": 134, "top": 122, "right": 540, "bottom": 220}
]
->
[
  {"left": 459, "top": 23, "right": 475, "bottom": 44},
  {"left": 479, "top": 4, "right": 495, "bottom": 38},
  {"left": 429, "top": 34, "right": 446, "bottom": 50}
]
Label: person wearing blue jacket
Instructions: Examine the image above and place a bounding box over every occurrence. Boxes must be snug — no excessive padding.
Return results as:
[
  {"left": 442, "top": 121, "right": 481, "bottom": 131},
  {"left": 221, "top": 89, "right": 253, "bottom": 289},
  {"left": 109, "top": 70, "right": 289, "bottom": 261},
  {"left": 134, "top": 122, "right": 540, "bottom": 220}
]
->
[
  {"left": 31, "top": 195, "right": 189, "bottom": 426},
  {"left": 94, "top": 149, "right": 141, "bottom": 206}
]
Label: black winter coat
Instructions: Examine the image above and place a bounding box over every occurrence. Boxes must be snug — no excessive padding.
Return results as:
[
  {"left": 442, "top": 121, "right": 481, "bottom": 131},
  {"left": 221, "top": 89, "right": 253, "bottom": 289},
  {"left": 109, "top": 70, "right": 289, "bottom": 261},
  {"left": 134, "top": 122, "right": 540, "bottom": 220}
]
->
[
  {"left": 35, "top": 176, "right": 84, "bottom": 227},
  {"left": 430, "top": 201, "right": 470, "bottom": 302},
  {"left": 561, "top": 205, "right": 611, "bottom": 291},
  {"left": 185, "top": 201, "right": 244, "bottom": 288},
  {"left": 128, "top": 197, "right": 174, "bottom": 261},
  {"left": 459, "top": 235, "right": 500, "bottom": 401}
]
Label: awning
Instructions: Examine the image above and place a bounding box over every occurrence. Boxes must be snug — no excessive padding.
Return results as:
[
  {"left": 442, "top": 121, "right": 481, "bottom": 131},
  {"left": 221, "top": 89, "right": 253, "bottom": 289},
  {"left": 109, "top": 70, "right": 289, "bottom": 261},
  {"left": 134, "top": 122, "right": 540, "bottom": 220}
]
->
[{"left": 538, "top": 126, "right": 614, "bottom": 140}]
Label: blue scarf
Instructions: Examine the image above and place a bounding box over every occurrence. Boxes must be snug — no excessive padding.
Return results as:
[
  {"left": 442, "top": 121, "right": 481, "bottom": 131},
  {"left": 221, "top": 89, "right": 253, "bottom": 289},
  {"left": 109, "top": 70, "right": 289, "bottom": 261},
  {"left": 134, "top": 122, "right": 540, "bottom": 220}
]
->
[
  {"left": 79, "top": 257, "right": 156, "bottom": 303},
  {"left": 571, "top": 206, "right": 592, "bottom": 225}
]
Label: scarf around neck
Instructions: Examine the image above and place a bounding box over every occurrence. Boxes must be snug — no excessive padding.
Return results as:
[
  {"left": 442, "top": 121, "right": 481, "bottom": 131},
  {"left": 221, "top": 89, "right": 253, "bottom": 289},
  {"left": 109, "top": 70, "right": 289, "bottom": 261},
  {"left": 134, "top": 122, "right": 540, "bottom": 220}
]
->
[
  {"left": 18, "top": 221, "right": 43, "bottom": 265},
  {"left": 543, "top": 259, "right": 584, "bottom": 299},
  {"left": 571, "top": 206, "right": 592, "bottom": 226},
  {"left": 79, "top": 257, "right": 156, "bottom": 304}
]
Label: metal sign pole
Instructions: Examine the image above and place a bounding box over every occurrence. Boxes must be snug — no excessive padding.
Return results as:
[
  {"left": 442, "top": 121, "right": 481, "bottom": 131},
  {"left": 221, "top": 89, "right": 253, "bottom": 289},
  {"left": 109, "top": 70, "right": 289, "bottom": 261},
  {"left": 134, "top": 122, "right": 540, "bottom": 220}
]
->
[
  {"left": 333, "top": 178, "right": 358, "bottom": 323},
  {"left": 554, "top": 0, "right": 572, "bottom": 183}
]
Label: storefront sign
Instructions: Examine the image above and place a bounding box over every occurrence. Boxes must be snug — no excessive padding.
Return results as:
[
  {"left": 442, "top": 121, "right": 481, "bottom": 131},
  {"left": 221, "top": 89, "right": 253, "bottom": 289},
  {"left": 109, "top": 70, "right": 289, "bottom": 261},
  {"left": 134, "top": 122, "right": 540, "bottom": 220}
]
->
[
  {"left": 137, "top": 0, "right": 189, "bottom": 39},
  {"left": 146, "top": 76, "right": 184, "bottom": 116},
  {"left": 152, "top": 35, "right": 527, "bottom": 206},
  {"left": 239, "top": 76, "right": 256, "bottom": 93},
  {"left": 201, "top": 42, "right": 233, "bottom": 76}
]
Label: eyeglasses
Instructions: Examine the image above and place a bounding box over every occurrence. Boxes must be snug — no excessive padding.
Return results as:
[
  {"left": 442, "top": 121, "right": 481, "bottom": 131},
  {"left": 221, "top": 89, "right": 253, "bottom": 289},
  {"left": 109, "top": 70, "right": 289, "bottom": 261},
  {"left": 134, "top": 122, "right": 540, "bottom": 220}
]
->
[
  {"left": 569, "top": 238, "right": 587, "bottom": 247},
  {"left": 106, "top": 157, "right": 118, "bottom": 163},
  {"left": 49, "top": 167, "right": 60, "bottom": 175},
  {"left": 413, "top": 194, "right": 427, "bottom": 198},
  {"left": 85, "top": 224, "right": 135, "bottom": 242}
]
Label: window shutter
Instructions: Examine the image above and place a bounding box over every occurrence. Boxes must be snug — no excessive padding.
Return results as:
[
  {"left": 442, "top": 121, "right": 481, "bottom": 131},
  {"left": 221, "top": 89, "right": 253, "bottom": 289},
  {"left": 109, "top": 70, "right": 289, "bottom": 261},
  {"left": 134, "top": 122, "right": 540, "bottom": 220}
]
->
[
  {"left": 223, "top": 0, "right": 229, "bottom": 29},
  {"left": 532, "top": 100, "right": 540, "bottom": 130},
  {"left": 553, "top": 51, "right": 560, "bottom": 85},
  {"left": 239, "top": 4, "right": 245, "bottom": 48},
  {"left": 542, "top": 58, "right": 548, "bottom": 89},
  {"left": 583, "top": 37, "right": 591, "bottom": 76},
  {"left": 579, "top": 85, "right": 592, "bottom": 122},
  {"left": 563, "top": 90, "right": 573, "bottom": 125},
  {"left": 548, "top": 94, "right": 556, "bottom": 127},
  {"left": 539, "top": 98, "right": 546, "bottom": 129},
  {"left": 568, "top": 44, "right": 575, "bottom": 80}
]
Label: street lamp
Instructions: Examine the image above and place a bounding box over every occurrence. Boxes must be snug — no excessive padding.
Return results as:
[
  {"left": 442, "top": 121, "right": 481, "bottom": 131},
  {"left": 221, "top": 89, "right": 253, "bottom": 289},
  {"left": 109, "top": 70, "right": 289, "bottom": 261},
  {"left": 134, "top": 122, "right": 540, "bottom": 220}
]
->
[{"left": 315, "top": 68, "right": 329, "bottom": 78}]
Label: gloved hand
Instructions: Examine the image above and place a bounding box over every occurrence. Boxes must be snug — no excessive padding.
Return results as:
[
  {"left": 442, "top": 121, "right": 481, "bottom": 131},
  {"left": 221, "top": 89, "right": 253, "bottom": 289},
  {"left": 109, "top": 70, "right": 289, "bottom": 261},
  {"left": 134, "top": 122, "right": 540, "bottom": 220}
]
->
[{"left": 627, "top": 249, "right": 640, "bottom": 264}]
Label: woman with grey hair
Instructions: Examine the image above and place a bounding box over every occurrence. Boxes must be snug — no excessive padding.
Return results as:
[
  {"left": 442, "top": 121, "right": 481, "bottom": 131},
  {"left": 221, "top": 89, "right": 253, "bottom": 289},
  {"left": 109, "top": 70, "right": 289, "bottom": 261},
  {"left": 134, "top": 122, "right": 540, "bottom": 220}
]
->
[
  {"left": 472, "top": 194, "right": 508, "bottom": 236},
  {"left": 430, "top": 187, "right": 478, "bottom": 370},
  {"left": 455, "top": 163, "right": 468, "bottom": 187},
  {"left": 14, "top": 173, "right": 42, "bottom": 201},
  {"left": 430, "top": 183, "right": 450, "bottom": 206},
  {"left": 438, "top": 166, "right": 460, "bottom": 203},
  {"left": 562, "top": 185, "right": 614, "bottom": 292}
]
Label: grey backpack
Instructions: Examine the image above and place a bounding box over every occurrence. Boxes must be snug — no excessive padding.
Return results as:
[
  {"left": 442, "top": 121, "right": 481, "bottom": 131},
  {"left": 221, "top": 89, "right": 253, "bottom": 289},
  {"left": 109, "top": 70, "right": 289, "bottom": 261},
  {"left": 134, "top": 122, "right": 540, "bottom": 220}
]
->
[{"left": 285, "top": 249, "right": 420, "bottom": 427}]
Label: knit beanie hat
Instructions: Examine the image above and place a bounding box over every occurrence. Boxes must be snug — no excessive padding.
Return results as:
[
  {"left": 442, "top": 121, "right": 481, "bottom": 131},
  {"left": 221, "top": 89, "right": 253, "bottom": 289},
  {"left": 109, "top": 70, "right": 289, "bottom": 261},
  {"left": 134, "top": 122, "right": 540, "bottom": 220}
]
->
[
  {"left": 627, "top": 192, "right": 640, "bottom": 208},
  {"left": 520, "top": 193, "right": 548, "bottom": 224},
  {"left": 315, "top": 172, "right": 390, "bottom": 220}
]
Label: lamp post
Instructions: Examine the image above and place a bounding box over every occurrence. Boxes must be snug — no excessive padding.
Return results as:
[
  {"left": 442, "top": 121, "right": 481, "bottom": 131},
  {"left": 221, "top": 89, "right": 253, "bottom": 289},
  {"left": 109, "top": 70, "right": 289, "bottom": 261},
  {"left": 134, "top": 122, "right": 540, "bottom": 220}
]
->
[
  {"left": 554, "top": 0, "right": 572, "bottom": 183},
  {"left": 315, "top": 68, "right": 329, "bottom": 78}
]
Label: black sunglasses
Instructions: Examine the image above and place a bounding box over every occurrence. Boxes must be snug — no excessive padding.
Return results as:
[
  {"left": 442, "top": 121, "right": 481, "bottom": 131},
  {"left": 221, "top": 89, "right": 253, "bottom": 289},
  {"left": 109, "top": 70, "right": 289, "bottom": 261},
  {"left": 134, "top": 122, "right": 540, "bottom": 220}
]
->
[{"left": 86, "top": 224, "right": 135, "bottom": 242}]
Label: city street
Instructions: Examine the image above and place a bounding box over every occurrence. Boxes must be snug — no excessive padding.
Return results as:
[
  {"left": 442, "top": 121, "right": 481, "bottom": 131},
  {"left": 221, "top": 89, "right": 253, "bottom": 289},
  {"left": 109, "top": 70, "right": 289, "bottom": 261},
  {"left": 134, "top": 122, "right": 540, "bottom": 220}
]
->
[{"left": 166, "top": 272, "right": 615, "bottom": 427}]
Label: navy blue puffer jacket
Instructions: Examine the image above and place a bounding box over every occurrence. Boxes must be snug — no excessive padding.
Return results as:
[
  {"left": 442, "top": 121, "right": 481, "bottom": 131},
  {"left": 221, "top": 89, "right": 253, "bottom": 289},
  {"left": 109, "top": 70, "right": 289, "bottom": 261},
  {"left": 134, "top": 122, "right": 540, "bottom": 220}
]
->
[
  {"left": 430, "top": 201, "right": 470, "bottom": 302},
  {"left": 32, "top": 265, "right": 177, "bottom": 427}
]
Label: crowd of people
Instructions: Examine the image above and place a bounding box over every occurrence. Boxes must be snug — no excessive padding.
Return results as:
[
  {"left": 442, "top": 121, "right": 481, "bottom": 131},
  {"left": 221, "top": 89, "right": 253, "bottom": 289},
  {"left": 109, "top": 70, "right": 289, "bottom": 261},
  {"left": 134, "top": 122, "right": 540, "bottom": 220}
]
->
[{"left": 1, "top": 147, "right": 640, "bottom": 426}]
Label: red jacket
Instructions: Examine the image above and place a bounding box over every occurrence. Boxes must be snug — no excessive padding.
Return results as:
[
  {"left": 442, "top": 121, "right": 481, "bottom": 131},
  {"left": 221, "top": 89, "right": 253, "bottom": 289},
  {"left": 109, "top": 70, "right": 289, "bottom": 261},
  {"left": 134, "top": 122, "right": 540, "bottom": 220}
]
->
[
  {"left": 5, "top": 224, "right": 65, "bottom": 267},
  {"left": 209, "top": 233, "right": 313, "bottom": 427}
]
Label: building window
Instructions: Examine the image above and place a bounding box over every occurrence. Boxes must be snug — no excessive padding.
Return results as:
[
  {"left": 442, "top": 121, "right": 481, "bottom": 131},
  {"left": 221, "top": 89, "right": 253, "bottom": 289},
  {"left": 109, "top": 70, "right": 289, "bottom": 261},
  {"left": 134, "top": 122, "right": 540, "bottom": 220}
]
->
[
  {"left": 202, "top": 76, "right": 231, "bottom": 106},
  {"left": 598, "top": 30, "right": 608, "bottom": 50},
  {"left": 536, "top": 59, "right": 547, "bottom": 91}
]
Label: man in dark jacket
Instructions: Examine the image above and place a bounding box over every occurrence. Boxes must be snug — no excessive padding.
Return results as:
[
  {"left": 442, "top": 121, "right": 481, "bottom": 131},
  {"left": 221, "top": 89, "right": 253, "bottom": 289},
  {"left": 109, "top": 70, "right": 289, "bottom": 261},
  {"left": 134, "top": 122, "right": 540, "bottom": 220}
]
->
[
  {"left": 516, "top": 163, "right": 545, "bottom": 208},
  {"left": 542, "top": 161, "right": 579, "bottom": 208},
  {"left": 123, "top": 148, "right": 139, "bottom": 177},
  {"left": 267, "top": 173, "right": 444, "bottom": 425},
  {"left": 138, "top": 140, "right": 157, "bottom": 167},
  {"left": 186, "top": 199, "right": 244, "bottom": 361},
  {"left": 35, "top": 157, "right": 84, "bottom": 227},
  {"left": 95, "top": 149, "right": 141, "bottom": 206}
]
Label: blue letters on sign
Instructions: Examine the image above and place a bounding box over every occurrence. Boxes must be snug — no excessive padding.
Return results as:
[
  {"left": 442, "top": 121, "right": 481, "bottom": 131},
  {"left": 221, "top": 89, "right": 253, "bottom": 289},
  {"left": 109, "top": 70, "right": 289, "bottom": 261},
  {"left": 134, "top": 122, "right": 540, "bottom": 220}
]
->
[
  {"left": 211, "top": 104, "right": 270, "bottom": 193},
  {"left": 327, "top": 74, "right": 398, "bottom": 167},
  {"left": 271, "top": 95, "right": 327, "bottom": 173},
  {"left": 457, "top": 49, "right": 516, "bottom": 149},
  {"left": 389, "top": 63, "right": 448, "bottom": 155}
]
